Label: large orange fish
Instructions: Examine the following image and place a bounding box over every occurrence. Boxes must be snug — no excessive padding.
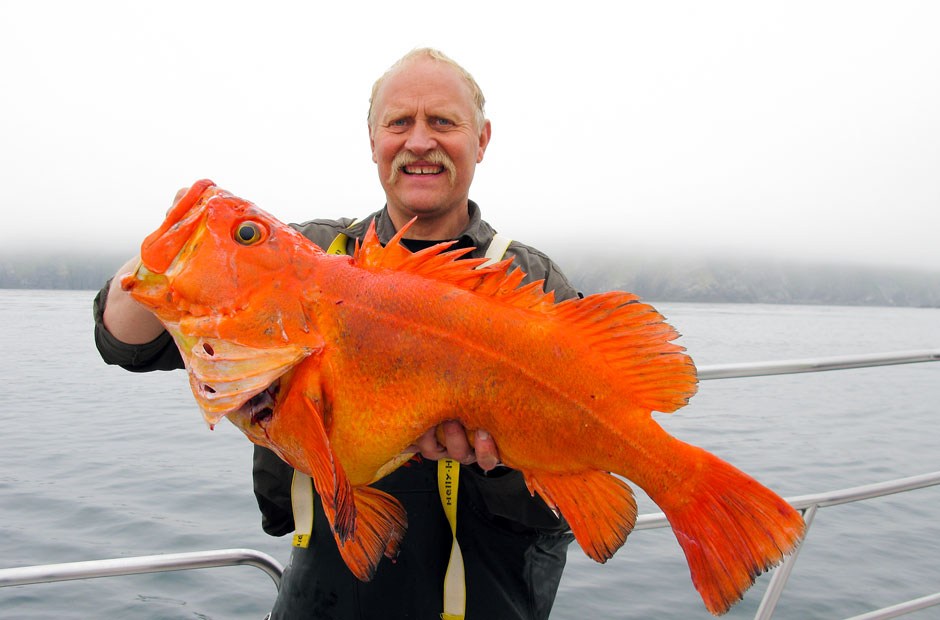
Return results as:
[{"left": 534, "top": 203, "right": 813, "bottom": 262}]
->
[{"left": 123, "top": 179, "right": 804, "bottom": 615}]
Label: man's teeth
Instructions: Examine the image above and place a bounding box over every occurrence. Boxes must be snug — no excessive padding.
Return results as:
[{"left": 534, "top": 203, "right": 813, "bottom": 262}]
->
[{"left": 403, "top": 165, "right": 444, "bottom": 175}]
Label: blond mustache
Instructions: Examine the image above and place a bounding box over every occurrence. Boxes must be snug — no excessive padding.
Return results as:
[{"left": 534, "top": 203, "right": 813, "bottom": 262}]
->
[{"left": 387, "top": 150, "right": 456, "bottom": 187}]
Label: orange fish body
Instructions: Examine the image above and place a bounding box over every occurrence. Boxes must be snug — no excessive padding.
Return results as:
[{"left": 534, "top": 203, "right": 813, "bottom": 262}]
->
[{"left": 124, "top": 180, "right": 804, "bottom": 615}]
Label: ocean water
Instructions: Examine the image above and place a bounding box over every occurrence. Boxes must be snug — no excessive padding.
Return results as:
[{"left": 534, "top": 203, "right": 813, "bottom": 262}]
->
[{"left": 1, "top": 289, "right": 938, "bottom": 619}]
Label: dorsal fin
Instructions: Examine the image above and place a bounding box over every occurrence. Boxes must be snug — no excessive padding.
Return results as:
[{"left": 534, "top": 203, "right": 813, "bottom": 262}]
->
[
  {"left": 549, "top": 292, "right": 697, "bottom": 413},
  {"left": 352, "top": 219, "right": 697, "bottom": 413},
  {"left": 353, "top": 219, "right": 556, "bottom": 312}
]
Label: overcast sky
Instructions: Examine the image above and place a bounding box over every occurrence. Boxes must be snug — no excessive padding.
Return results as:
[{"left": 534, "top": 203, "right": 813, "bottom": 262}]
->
[{"left": 2, "top": 1, "right": 938, "bottom": 271}]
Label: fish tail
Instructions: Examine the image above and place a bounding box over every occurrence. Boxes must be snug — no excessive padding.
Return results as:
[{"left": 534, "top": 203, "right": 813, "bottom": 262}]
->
[
  {"left": 331, "top": 486, "right": 408, "bottom": 581},
  {"left": 654, "top": 445, "right": 805, "bottom": 616}
]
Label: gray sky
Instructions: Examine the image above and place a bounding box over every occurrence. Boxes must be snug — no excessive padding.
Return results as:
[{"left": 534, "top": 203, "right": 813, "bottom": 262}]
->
[{"left": 2, "top": 1, "right": 938, "bottom": 270}]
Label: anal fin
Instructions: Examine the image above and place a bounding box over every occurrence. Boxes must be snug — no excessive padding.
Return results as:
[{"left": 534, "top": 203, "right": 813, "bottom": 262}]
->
[
  {"left": 525, "top": 470, "right": 637, "bottom": 562},
  {"left": 332, "top": 486, "right": 408, "bottom": 581}
]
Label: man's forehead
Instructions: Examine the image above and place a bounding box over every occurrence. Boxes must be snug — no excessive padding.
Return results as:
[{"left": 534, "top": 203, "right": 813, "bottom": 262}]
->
[
  {"left": 379, "top": 96, "right": 469, "bottom": 120},
  {"left": 374, "top": 59, "right": 475, "bottom": 113}
]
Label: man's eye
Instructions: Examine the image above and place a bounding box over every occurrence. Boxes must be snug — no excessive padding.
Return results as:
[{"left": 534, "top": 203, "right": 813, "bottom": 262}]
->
[
  {"left": 390, "top": 119, "right": 409, "bottom": 127},
  {"left": 434, "top": 118, "right": 453, "bottom": 126}
]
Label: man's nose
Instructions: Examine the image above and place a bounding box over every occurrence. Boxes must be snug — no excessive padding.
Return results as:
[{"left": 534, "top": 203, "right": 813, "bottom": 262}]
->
[{"left": 403, "top": 120, "right": 437, "bottom": 154}]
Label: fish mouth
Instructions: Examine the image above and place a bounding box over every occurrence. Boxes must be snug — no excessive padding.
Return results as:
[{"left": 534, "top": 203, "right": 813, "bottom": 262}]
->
[
  {"left": 240, "top": 380, "right": 281, "bottom": 427},
  {"left": 207, "top": 378, "right": 281, "bottom": 430}
]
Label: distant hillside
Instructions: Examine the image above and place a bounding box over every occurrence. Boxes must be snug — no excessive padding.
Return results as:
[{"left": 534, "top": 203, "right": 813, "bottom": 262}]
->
[
  {"left": 0, "top": 253, "right": 129, "bottom": 291},
  {"left": 563, "top": 254, "right": 940, "bottom": 307},
  {"left": 2, "top": 252, "right": 939, "bottom": 308}
]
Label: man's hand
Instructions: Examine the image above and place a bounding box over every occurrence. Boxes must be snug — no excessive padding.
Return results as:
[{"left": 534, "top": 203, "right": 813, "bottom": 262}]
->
[
  {"left": 102, "top": 187, "right": 191, "bottom": 345},
  {"left": 409, "top": 420, "right": 500, "bottom": 471}
]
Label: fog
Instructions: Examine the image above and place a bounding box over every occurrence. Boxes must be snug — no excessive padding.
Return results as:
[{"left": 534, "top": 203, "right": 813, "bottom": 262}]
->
[{"left": 2, "top": 1, "right": 938, "bottom": 271}]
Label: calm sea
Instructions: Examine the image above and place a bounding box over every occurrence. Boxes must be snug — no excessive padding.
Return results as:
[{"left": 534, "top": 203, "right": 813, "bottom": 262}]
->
[{"left": 1, "top": 290, "right": 938, "bottom": 619}]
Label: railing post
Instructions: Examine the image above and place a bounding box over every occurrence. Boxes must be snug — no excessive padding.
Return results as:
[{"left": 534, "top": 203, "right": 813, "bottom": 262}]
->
[{"left": 753, "top": 504, "right": 818, "bottom": 620}]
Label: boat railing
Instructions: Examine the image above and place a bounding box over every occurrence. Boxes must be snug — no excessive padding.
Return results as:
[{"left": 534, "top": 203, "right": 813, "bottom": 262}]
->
[
  {"left": 696, "top": 349, "right": 940, "bottom": 381},
  {"left": 697, "top": 348, "right": 940, "bottom": 620},
  {"left": 1, "top": 350, "right": 938, "bottom": 619},
  {"left": 0, "top": 548, "right": 283, "bottom": 589}
]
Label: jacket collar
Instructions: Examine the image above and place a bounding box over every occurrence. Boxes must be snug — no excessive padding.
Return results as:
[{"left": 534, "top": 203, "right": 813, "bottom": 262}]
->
[{"left": 344, "top": 200, "right": 496, "bottom": 256}]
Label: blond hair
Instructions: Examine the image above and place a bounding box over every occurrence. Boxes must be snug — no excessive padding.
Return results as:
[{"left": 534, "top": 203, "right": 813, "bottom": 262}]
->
[{"left": 368, "top": 48, "right": 487, "bottom": 131}]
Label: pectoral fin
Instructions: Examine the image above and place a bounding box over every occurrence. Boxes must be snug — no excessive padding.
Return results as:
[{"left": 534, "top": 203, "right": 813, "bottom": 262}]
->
[
  {"left": 285, "top": 390, "right": 357, "bottom": 543},
  {"left": 279, "top": 389, "right": 407, "bottom": 581}
]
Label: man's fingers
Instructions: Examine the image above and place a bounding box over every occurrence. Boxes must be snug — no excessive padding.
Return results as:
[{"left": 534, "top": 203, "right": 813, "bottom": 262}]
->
[
  {"left": 414, "top": 427, "right": 446, "bottom": 459},
  {"left": 441, "top": 420, "right": 475, "bottom": 464},
  {"left": 474, "top": 429, "right": 499, "bottom": 471},
  {"left": 413, "top": 422, "right": 499, "bottom": 468}
]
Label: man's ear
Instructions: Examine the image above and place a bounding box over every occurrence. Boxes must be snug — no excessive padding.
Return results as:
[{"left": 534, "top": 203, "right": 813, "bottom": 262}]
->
[
  {"left": 369, "top": 124, "right": 377, "bottom": 163},
  {"left": 477, "top": 120, "right": 492, "bottom": 163}
]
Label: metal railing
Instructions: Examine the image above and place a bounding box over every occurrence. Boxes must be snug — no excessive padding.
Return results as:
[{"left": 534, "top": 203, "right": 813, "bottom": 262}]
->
[
  {"left": 1, "top": 350, "right": 937, "bottom": 619},
  {"left": 700, "top": 348, "right": 940, "bottom": 620},
  {"left": 696, "top": 349, "right": 940, "bottom": 381},
  {"left": 0, "top": 548, "right": 283, "bottom": 589}
]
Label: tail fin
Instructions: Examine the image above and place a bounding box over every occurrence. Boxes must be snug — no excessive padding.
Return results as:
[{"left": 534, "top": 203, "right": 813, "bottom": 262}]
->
[{"left": 657, "top": 446, "right": 805, "bottom": 615}]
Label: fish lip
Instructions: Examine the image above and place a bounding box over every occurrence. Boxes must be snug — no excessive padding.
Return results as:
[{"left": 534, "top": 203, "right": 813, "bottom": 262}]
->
[{"left": 119, "top": 260, "right": 147, "bottom": 290}]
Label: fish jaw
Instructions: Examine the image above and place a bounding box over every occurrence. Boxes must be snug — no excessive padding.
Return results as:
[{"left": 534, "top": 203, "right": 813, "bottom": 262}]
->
[
  {"left": 119, "top": 260, "right": 181, "bottom": 322},
  {"left": 166, "top": 329, "right": 311, "bottom": 427},
  {"left": 216, "top": 377, "right": 282, "bottom": 434}
]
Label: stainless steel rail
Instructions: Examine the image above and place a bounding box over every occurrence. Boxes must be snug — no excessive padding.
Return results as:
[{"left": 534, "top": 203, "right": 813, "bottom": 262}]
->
[
  {"left": 841, "top": 592, "right": 940, "bottom": 620},
  {"left": 637, "top": 343, "right": 940, "bottom": 619},
  {"left": 697, "top": 349, "right": 940, "bottom": 380},
  {"left": 760, "top": 474, "right": 940, "bottom": 620},
  {"left": 0, "top": 548, "right": 283, "bottom": 589}
]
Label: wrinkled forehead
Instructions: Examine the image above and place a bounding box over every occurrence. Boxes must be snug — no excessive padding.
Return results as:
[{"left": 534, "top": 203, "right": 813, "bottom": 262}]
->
[{"left": 372, "top": 59, "right": 479, "bottom": 122}]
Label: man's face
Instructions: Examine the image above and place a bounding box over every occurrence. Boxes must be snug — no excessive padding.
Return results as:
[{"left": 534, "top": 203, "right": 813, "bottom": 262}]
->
[{"left": 369, "top": 58, "right": 491, "bottom": 224}]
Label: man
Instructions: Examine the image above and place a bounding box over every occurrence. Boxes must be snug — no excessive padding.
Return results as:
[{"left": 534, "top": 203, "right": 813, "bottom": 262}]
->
[{"left": 94, "top": 48, "right": 579, "bottom": 619}]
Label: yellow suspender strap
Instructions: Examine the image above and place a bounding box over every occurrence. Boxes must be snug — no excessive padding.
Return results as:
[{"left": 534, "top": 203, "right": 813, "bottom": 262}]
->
[
  {"left": 438, "top": 231, "right": 512, "bottom": 620},
  {"left": 438, "top": 459, "right": 463, "bottom": 620},
  {"left": 480, "top": 232, "right": 512, "bottom": 267},
  {"left": 325, "top": 233, "right": 350, "bottom": 255},
  {"left": 325, "top": 219, "right": 360, "bottom": 255},
  {"left": 291, "top": 471, "right": 314, "bottom": 548}
]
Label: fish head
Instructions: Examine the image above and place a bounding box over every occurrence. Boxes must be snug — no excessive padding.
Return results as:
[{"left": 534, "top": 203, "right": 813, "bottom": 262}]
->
[
  {"left": 122, "top": 179, "right": 320, "bottom": 322},
  {"left": 121, "top": 179, "right": 327, "bottom": 425}
]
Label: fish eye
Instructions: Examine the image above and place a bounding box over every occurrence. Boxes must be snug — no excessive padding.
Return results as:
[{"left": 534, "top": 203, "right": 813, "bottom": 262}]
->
[{"left": 234, "top": 221, "right": 266, "bottom": 245}]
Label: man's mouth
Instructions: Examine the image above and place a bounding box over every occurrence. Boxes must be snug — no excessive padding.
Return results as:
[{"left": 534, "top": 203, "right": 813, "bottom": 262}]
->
[
  {"left": 387, "top": 150, "right": 456, "bottom": 187},
  {"left": 402, "top": 164, "right": 445, "bottom": 176}
]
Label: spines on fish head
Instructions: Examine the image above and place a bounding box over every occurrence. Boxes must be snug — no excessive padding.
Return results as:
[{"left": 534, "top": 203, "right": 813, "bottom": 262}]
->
[{"left": 141, "top": 179, "right": 219, "bottom": 274}]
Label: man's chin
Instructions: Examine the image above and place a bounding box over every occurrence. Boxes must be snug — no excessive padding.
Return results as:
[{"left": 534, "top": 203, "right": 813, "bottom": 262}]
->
[{"left": 395, "top": 196, "right": 463, "bottom": 217}]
